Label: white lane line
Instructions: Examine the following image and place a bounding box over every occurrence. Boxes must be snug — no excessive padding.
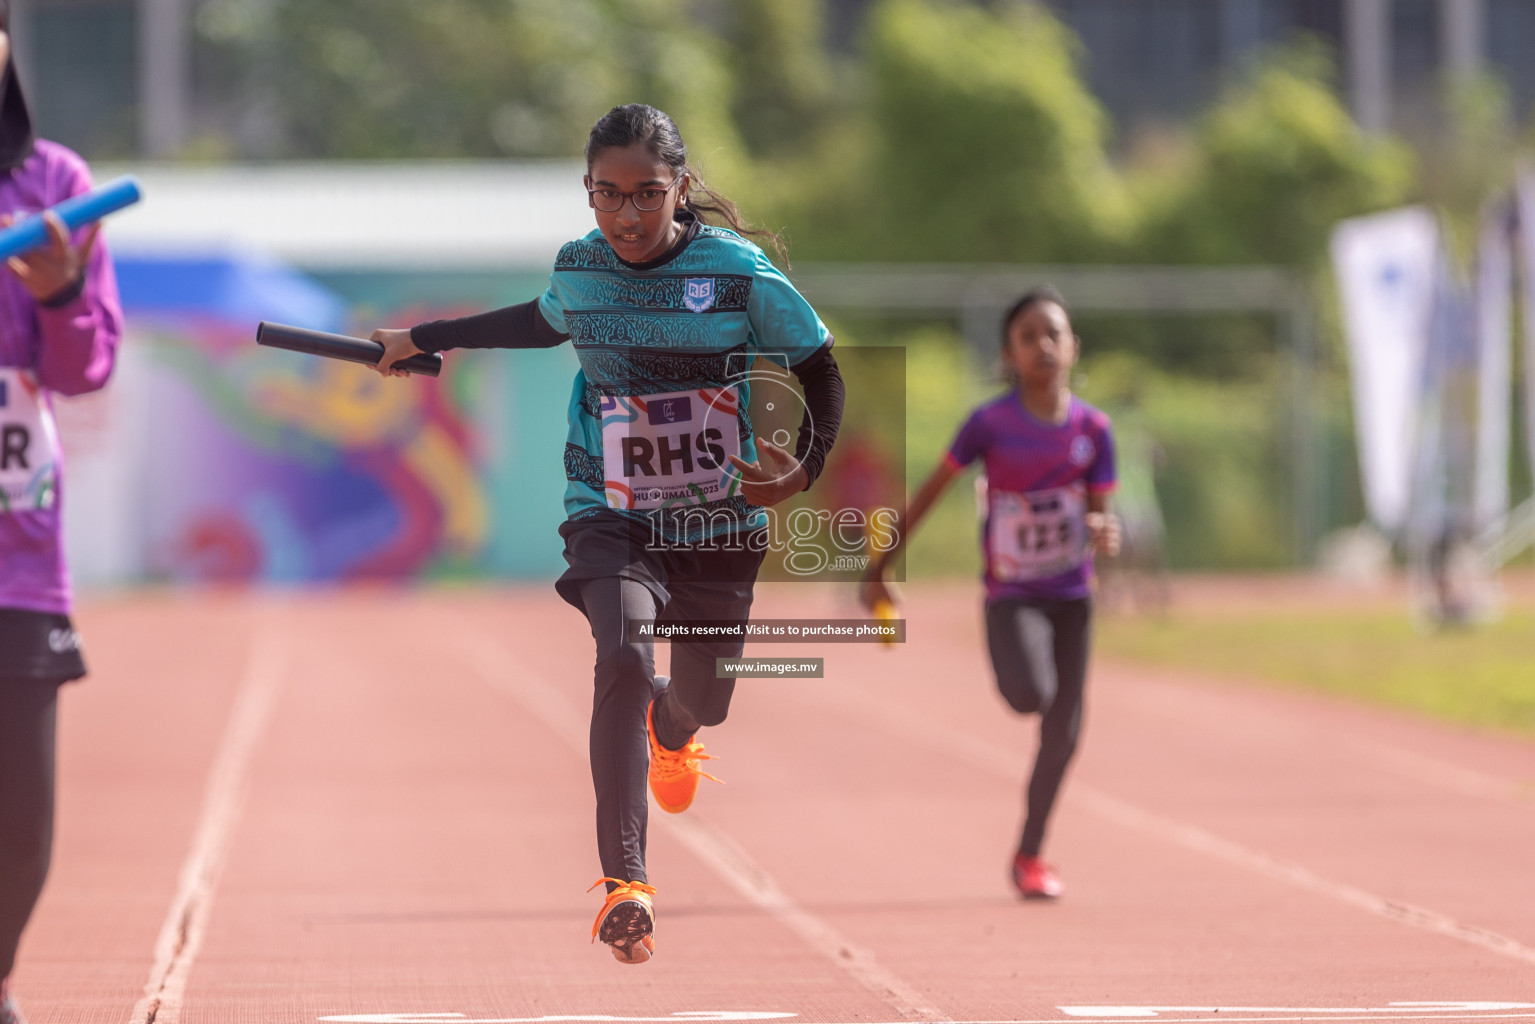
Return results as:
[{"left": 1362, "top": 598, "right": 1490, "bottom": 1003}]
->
[
  {"left": 1347, "top": 738, "right": 1534, "bottom": 807},
  {"left": 776, "top": 677, "right": 1535, "bottom": 969},
  {"left": 1058, "top": 1003, "right": 1535, "bottom": 1018},
  {"left": 450, "top": 624, "right": 948, "bottom": 1022},
  {"left": 1071, "top": 789, "right": 1535, "bottom": 967},
  {"left": 1102, "top": 670, "right": 1535, "bottom": 809},
  {"left": 313, "top": 1012, "right": 1535, "bottom": 1024},
  {"left": 664, "top": 815, "right": 947, "bottom": 1020},
  {"left": 827, "top": 1017, "right": 1535, "bottom": 1024},
  {"left": 322, "top": 1015, "right": 797, "bottom": 1023},
  {"left": 129, "top": 627, "right": 288, "bottom": 1024},
  {"left": 784, "top": 1016, "right": 1535, "bottom": 1024}
]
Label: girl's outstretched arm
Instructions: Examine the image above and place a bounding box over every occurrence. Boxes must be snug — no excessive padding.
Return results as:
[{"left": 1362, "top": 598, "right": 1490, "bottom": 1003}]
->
[
  {"left": 373, "top": 300, "right": 571, "bottom": 376},
  {"left": 859, "top": 455, "right": 962, "bottom": 611}
]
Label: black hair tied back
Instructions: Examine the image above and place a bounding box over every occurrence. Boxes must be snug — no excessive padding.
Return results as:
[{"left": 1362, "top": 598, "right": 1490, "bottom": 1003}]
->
[
  {"left": 585, "top": 103, "right": 787, "bottom": 265},
  {"left": 0, "top": 0, "right": 38, "bottom": 173}
]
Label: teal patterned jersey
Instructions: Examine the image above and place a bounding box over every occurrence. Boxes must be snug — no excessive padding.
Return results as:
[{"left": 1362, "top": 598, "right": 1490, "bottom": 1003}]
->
[{"left": 537, "top": 222, "right": 831, "bottom": 543}]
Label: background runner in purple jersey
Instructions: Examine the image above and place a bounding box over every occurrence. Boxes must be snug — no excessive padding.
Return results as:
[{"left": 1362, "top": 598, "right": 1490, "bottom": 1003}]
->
[{"left": 863, "top": 286, "right": 1118, "bottom": 902}]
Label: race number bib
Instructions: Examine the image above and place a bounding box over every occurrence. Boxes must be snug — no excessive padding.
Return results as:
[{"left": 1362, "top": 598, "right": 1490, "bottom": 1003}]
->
[
  {"left": 988, "top": 484, "right": 1088, "bottom": 581},
  {"left": 600, "top": 387, "right": 743, "bottom": 510},
  {"left": 0, "top": 367, "right": 61, "bottom": 514}
]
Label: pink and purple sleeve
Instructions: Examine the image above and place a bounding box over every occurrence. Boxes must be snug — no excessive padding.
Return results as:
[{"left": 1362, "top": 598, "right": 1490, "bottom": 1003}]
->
[
  {"left": 33, "top": 161, "right": 124, "bottom": 397},
  {"left": 1087, "top": 418, "right": 1117, "bottom": 494},
  {"left": 944, "top": 411, "right": 984, "bottom": 472}
]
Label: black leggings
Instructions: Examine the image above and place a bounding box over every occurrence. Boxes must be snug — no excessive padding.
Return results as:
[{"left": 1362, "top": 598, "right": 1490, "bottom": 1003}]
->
[
  {"left": 984, "top": 597, "right": 1092, "bottom": 858},
  {"left": 579, "top": 576, "right": 753, "bottom": 886},
  {"left": 0, "top": 679, "right": 58, "bottom": 980}
]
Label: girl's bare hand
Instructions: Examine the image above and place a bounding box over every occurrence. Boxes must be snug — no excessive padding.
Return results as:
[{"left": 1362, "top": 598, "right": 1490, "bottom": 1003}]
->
[
  {"left": 727, "top": 437, "right": 808, "bottom": 506},
  {"left": 1087, "top": 511, "right": 1121, "bottom": 557},
  {"left": 4, "top": 212, "right": 99, "bottom": 303},
  {"left": 371, "top": 328, "right": 422, "bottom": 377},
  {"left": 859, "top": 576, "right": 897, "bottom": 615}
]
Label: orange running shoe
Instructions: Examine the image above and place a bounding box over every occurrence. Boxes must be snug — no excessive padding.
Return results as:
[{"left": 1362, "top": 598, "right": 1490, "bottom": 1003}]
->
[
  {"left": 647, "top": 699, "right": 721, "bottom": 814},
  {"left": 1012, "top": 854, "right": 1064, "bottom": 900},
  {"left": 588, "top": 878, "right": 657, "bottom": 964}
]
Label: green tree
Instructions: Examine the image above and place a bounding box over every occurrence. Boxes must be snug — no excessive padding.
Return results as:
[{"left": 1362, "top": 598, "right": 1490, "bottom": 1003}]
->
[
  {"left": 725, "top": 0, "right": 840, "bottom": 159},
  {"left": 851, "top": 0, "right": 1129, "bottom": 262},
  {"left": 193, "top": 0, "right": 742, "bottom": 165},
  {"left": 1131, "top": 50, "right": 1414, "bottom": 266},
  {"left": 1417, "top": 72, "right": 1521, "bottom": 262}
]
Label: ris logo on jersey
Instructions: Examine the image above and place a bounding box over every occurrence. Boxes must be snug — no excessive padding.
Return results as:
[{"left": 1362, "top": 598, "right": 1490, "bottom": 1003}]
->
[
  {"left": 684, "top": 278, "right": 715, "bottom": 313},
  {"left": 1069, "top": 434, "right": 1095, "bottom": 467}
]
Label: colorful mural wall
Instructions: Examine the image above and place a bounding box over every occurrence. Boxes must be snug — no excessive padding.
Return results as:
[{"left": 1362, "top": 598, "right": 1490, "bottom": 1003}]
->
[{"left": 60, "top": 251, "right": 576, "bottom": 584}]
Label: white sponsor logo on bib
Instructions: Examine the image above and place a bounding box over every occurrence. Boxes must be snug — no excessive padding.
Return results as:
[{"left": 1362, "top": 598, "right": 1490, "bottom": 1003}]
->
[
  {"left": 600, "top": 387, "right": 742, "bottom": 510},
  {"left": 0, "top": 367, "right": 60, "bottom": 514},
  {"left": 988, "top": 483, "right": 1088, "bottom": 581}
]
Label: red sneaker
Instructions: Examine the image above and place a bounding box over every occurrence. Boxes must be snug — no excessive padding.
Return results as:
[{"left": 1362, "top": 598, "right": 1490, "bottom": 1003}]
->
[{"left": 1012, "top": 854, "right": 1064, "bottom": 900}]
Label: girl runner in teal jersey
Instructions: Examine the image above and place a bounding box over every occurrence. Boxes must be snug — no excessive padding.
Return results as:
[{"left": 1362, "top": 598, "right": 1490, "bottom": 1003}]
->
[
  {"left": 862, "top": 287, "right": 1118, "bottom": 900},
  {"left": 373, "top": 104, "right": 843, "bottom": 963}
]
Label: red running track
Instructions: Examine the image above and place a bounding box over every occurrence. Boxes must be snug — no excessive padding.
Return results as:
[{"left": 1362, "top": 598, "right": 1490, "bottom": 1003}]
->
[{"left": 10, "top": 583, "right": 1535, "bottom": 1024}]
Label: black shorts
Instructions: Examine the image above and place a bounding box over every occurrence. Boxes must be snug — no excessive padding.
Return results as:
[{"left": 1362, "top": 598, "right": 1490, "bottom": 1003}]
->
[
  {"left": 554, "top": 510, "right": 767, "bottom": 620},
  {"left": 0, "top": 608, "right": 88, "bottom": 684}
]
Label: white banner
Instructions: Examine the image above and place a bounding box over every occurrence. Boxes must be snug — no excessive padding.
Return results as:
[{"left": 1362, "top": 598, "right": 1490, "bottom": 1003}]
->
[
  {"left": 1474, "top": 201, "right": 1513, "bottom": 532},
  {"left": 1412, "top": 248, "right": 1479, "bottom": 545},
  {"left": 1517, "top": 170, "right": 1535, "bottom": 488},
  {"left": 56, "top": 338, "right": 151, "bottom": 586},
  {"left": 1331, "top": 206, "right": 1440, "bottom": 534}
]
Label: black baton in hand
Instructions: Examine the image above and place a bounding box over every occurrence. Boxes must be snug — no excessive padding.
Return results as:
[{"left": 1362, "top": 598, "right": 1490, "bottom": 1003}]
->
[{"left": 255, "top": 322, "right": 444, "bottom": 377}]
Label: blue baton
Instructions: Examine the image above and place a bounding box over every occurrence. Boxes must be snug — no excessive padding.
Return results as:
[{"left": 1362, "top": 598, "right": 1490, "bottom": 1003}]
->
[{"left": 0, "top": 176, "right": 142, "bottom": 262}]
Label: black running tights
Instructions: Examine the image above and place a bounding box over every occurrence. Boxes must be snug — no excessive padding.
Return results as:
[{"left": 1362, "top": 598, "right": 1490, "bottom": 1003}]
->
[
  {"left": 579, "top": 577, "right": 749, "bottom": 887},
  {"left": 0, "top": 679, "right": 58, "bottom": 980},
  {"left": 984, "top": 597, "right": 1091, "bottom": 858}
]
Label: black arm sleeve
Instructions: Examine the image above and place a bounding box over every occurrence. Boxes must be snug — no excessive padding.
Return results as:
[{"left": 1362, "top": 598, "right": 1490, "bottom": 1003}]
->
[
  {"left": 410, "top": 299, "right": 568, "bottom": 354},
  {"left": 789, "top": 344, "right": 844, "bottom": 491}
]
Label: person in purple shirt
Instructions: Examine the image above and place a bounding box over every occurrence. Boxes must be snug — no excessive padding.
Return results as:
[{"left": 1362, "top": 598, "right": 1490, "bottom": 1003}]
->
[
  {"left": 0, "top": 4, "right": 124, "bottom": 1020},
  {"left": 862, "top": 286, "right": 1118, "bottom": 901}
]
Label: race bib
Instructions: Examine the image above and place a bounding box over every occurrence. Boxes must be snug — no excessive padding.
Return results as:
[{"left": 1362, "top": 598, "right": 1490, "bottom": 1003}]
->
[
  {"left": 0, "top": 367, "right": 60, "bottom": 514},
  {"left": 988, "top": 484, "right": 1088, "bottom": 581},
  {"left": 600, "top": 387, "right": 743, "bottom": 510}
]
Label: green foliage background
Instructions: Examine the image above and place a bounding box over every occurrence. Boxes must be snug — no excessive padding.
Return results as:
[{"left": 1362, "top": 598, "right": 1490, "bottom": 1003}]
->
[{"left": 186, "top": 0, "right": 1533, "bottom": 572}]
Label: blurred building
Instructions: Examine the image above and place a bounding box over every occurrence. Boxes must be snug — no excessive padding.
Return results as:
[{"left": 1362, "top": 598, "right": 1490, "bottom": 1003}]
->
[
  {"left": 1036, "top": 0, "right": 1535, "bottom": 139},
  {"left": 11, "top": 0, "right": 179, "bottom": 158}
]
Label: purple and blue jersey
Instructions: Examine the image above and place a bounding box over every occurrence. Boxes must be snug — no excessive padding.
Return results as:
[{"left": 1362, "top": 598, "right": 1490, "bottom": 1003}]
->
[
  {"left": 946, "top": 394, "right": 1116, "bottom": 603},
  {"left": 0, "top": 140, "right": 124, "bottom": 616}
]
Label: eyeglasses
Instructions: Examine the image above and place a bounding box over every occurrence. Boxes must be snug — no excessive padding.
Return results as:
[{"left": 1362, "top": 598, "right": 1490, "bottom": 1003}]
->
[{"left": 586, "top": 176, "right": 685, "bottom": 213}]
